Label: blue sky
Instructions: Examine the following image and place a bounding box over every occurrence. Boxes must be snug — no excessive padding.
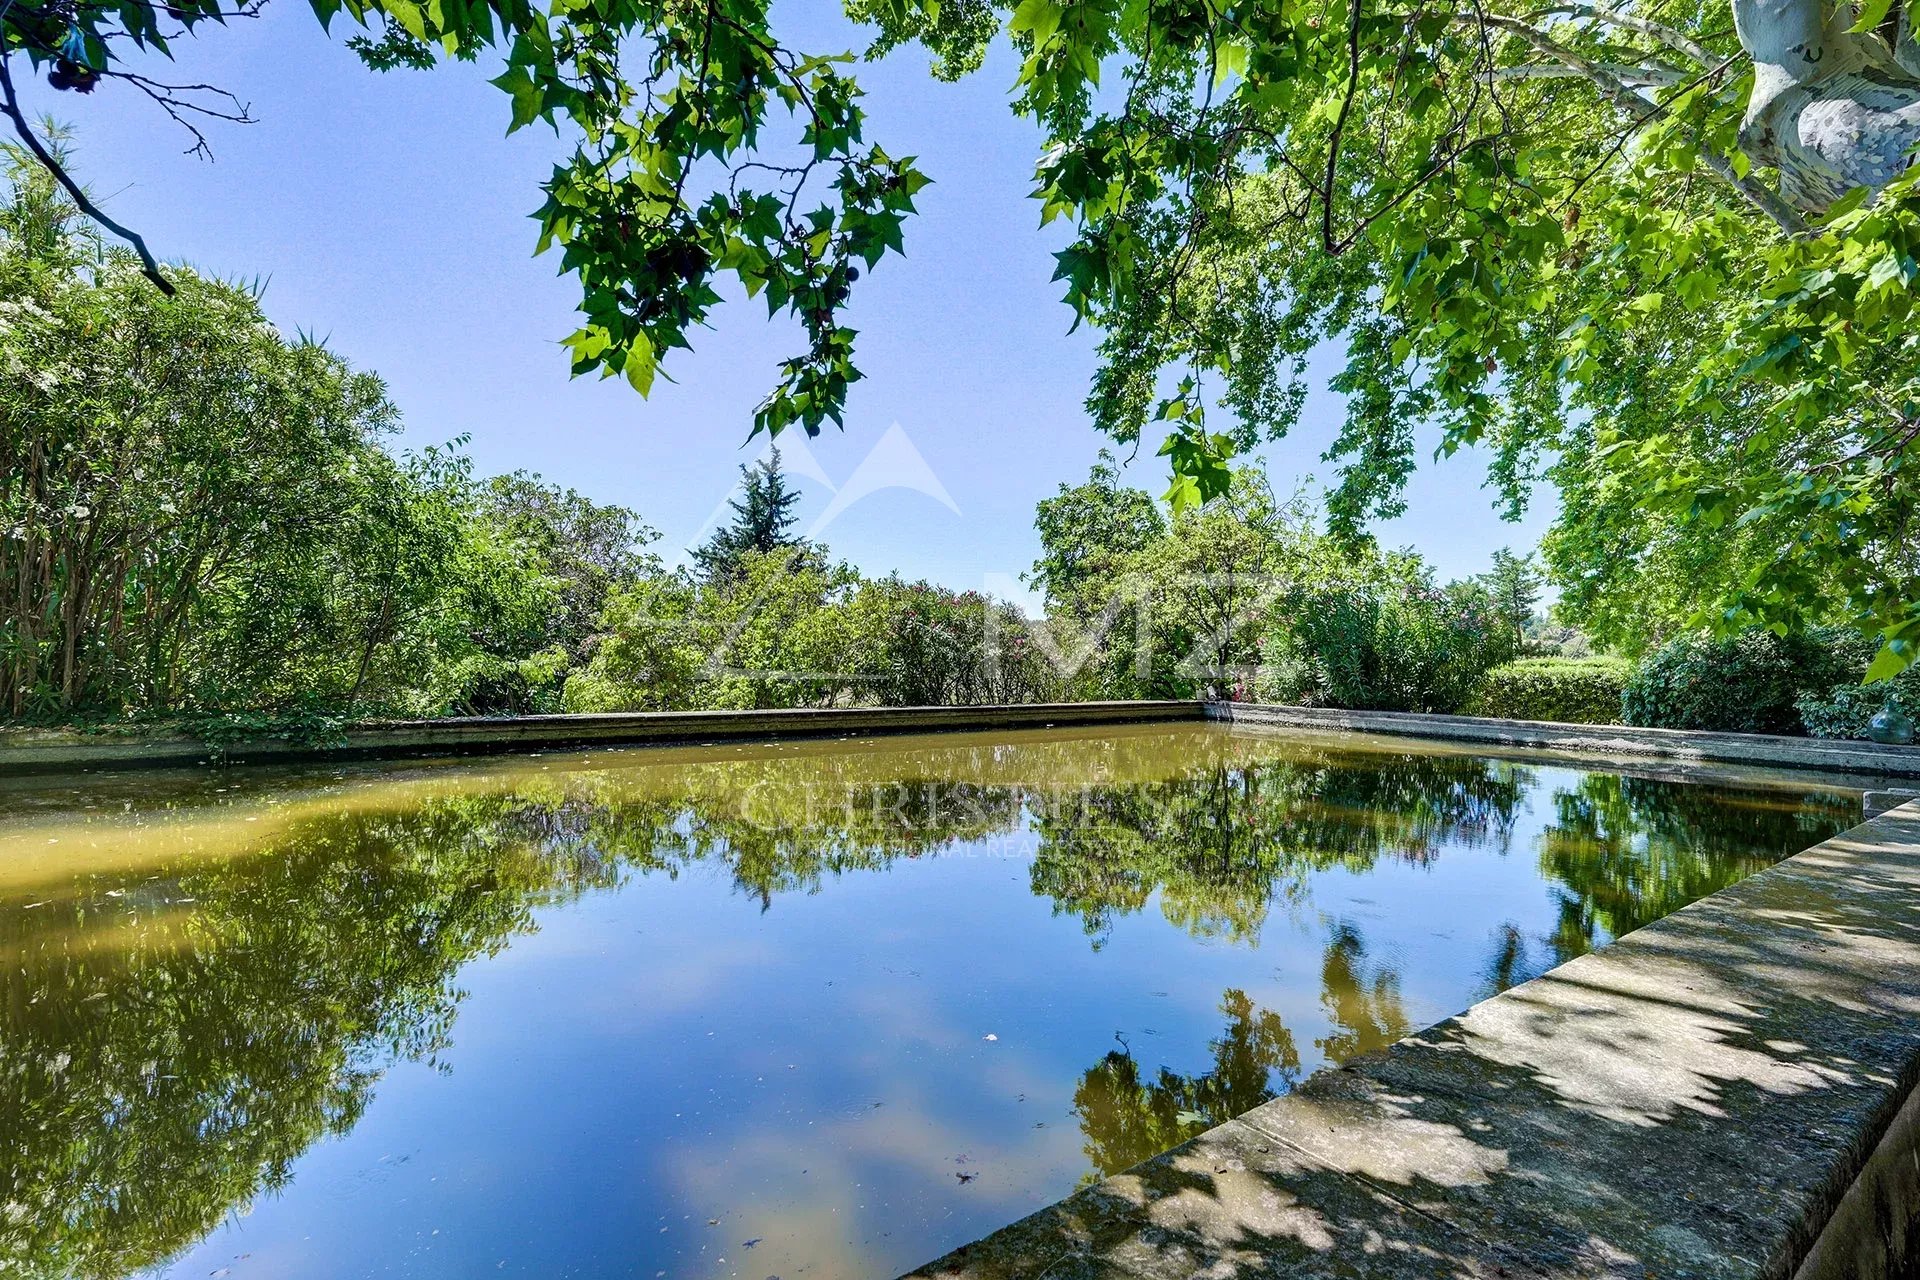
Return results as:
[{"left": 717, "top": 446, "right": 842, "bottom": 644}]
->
[{"left": 18, "top": 3, "right": 1555, "bottom": 607}]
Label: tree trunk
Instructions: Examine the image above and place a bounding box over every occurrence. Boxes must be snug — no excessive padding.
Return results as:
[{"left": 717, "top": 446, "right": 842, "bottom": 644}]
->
[{"left": 1735, "top": 0, "right": 1920, "bottom": 210}]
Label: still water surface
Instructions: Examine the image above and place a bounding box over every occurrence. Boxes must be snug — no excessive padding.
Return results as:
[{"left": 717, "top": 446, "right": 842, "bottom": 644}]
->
[{"left": 0, "top": 723, "right": 1862, "bottom": 1279}]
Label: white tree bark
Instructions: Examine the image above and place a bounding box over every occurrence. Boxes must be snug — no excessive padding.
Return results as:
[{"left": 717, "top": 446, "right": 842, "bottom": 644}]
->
[{"left": 1735, "top": 0, "right": 1920, "bottom": 210}]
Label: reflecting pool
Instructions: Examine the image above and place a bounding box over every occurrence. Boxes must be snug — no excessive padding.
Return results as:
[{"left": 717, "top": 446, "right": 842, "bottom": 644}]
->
[{"left": 0, "top": 723, "right": 1862, "bottom": 1279}]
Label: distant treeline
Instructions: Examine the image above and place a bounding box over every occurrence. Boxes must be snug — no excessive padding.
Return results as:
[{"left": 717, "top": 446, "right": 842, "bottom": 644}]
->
[
  {"left": 3, "top": 144, "right": 1897, "bottom": 740},
  {"left": 0, "top": 142, "right": 1551, "bottom": 734}
]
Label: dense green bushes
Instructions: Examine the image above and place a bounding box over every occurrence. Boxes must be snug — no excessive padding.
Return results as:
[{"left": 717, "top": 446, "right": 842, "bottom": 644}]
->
[
  {"left": 564, "top": 549, "right": 1061, "bottom": 713},
  {"left": 1794, "top": 664, "right": 1920, "bottom": 739},
  {"left": 1259, "top": 584, "right": 1516, "bottom": 714},
  {"left": 1029, "top": 463, "right": 1531, "bottom": 710},
  {"left": 1038, "top": 464, "right": 1917, "bottom": 737},
  {"left": 1794, "top": 683, "right": 1898, "bottom": 740},
  {"left": 1465, "top": 658, "right": 1632, "bottom": 724},
  {"left": 1023, "top": 457, "right": 1912, "bottom": 737},
  {"left": 1462, "top": 630, "right": 1907, "bottom": 739},
  {"left": 1620, "top": 629, "right": 1874, "bottom": 735}
]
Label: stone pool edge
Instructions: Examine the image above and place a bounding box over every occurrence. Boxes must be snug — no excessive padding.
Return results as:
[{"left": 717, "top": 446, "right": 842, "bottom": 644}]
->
[
  {"left": 11, "top": 697, "right": 1920, "bottom": 781},
  {"left": 0, "top": 701, "right": 1205, "bottom": 771},
  {"left": 902, "top": 799, "right": 1920, "bottom": 1280},
  {"left": 1210, "top": 700, "right": 1920, "bottom": 783}
]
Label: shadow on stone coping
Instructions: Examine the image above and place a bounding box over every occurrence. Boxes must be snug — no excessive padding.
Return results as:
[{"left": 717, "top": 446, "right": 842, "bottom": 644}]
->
[{"left": 906, "top": 809, "right": 1920, "bottom": 1280}]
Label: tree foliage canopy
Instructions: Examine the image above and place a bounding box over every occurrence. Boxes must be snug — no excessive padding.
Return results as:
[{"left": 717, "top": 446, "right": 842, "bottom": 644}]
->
[
  {"left": 7, "top": 0, "right": 1920, "bottom": 658},
  {"left": 0, "top": 146, "right": 658, "bottom": 723}
]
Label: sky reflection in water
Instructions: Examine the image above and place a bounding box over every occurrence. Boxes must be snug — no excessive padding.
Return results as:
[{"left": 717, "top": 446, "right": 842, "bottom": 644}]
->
[{"left": 0, "top": 723, "right": 1863, "bottom": 1280}]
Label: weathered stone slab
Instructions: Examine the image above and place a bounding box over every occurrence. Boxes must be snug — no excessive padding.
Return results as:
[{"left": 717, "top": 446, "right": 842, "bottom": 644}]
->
[
  {"left": 1793, "top": 1070, "right": 1920, "bottom": 1279},
  {"left": 0, "top": 701, "right": 1204, "bottom": 772},
  {"left": 1211, "top": 702, "right": 1920, "bottom": 780},
  {"left": 1864, "top": 787, "right": 1920, "bottom": 817},
  {"left": 906, "top": 805, "right": 1920, "bottom": 1279},
  {"left": 908, "top": 1119, "right": 1526, "bottom": 1280}
]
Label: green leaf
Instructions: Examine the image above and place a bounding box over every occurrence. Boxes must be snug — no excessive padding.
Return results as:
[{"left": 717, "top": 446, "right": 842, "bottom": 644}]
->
[
  {"left": 1866, "top": 642, "right": 1913, "bottom": 682},
  {"left": 1009, "top": 0, "right": 1065, "bottom": 46},
  {"left": 1213, "top": 41, "right": 1249, "bottom": 89},
  {"left": 381, "top": 0, "right": 427, "bottom": 41},
  {"left": 1851, "top": 0, "right": 1896, "bottom": 34}
]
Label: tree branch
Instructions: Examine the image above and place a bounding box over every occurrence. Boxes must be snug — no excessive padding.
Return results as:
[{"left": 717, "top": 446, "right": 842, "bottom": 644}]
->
[
  {"left": 1323, "top": 0, "right": 1367, "bottom": 252},
  {"left": 0, "top": 51, "right": 175, "bottom": 292},
  {"left": 1529, "top": 2, "right": 1717, "bottom": 66},
  {"left": 1493, "top": 59, "right": 1689, "bottom": 85},
  {"left": 1475, "top": 11, "right": 1809, "bottom": 234}
]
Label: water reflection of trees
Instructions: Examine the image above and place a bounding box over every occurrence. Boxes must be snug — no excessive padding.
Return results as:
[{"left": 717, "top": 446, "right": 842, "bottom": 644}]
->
[
  {"left": 1030, "top": 750, "right": 1531, "bottom": 944},
  {"left": 1071, "top": 927, "right": 1408, "bottom": 1179},
  {"left": 1314, "top": 923, "right": 1412, "bottom": 1061},
  {"left": 0, "top": 794, "right": 617, "bottom": 1279},
  {"left": 1532, "top": 773, "right": 1860, "bottom": 973},
  {"left": 0, "top": 730, "right": 1860, "bottom": 1277},
  {"left": 465, "top": 734, "right": 1539, "bottom": 935},
  {"left": 1074, "top": 989, "right": 1301, "bottom": 1179}
]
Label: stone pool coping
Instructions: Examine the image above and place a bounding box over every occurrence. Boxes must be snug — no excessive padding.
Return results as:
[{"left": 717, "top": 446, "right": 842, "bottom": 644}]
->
[
  {"left": 902, "top": 799, "right": 1920, "bottom": 1280},
  {"left": 11, "top": 699, "right": 1920, "bottom": 779},
  {"left": 0, "top": 701, "right": 1202, "bottom": 771},
  {"left": 1208, "top": 701, "right": 1920, "bottom": 780}
]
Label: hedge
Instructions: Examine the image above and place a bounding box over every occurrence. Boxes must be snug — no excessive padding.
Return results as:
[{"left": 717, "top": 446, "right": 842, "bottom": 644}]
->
[
  {"left": 1796, "top": 664, "right": 1920, "bottom": 739},
  {"left": 1620, "top": 628, "right": 1875, "bottom": 735},
  {"left": 1463, "top": 657, "right": 1632, "bottom": 725}
]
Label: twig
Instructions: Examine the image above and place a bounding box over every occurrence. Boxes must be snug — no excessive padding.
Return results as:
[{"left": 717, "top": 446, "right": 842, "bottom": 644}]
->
[
  {"left": 0, "top": 51, "right": 175, "bottom": 291},
  {"left": 1472, "top": 11, "right": 1807, "bottom": 234}
]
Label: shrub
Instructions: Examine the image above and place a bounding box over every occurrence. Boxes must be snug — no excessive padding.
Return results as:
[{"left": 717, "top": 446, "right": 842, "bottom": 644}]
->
[
  {"left": 1620, "top": 628, "right": 1875, "bottom": 735},
  {"left": 1795, "top": 663, "right": 1920, "bottom": 739},
  {"left": 1795, "top": 683, "right": 1890, "bottom": 740},
  {"left": 562, "top": 578, "right": 709, "bottom": 712},
  {"left": 1259, "top": 582, "right": 1517, "bottom": 714},
  {"left": 847, "top": 578, "right": 1063, "bottom": 707},
  {"left": 1464, "top": 657, "right": 1632, "bottom": 724}
]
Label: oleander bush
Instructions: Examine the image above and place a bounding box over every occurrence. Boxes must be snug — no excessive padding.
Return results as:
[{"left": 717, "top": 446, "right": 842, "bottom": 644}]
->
[{"left": 1464, "top": 657, "right": 1632, "bottom": 725}]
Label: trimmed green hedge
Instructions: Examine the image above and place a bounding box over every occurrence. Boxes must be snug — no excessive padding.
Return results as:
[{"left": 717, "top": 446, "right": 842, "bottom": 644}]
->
[{"left": 1464, "top": 657, "right": 1632, "bottom": 725}]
